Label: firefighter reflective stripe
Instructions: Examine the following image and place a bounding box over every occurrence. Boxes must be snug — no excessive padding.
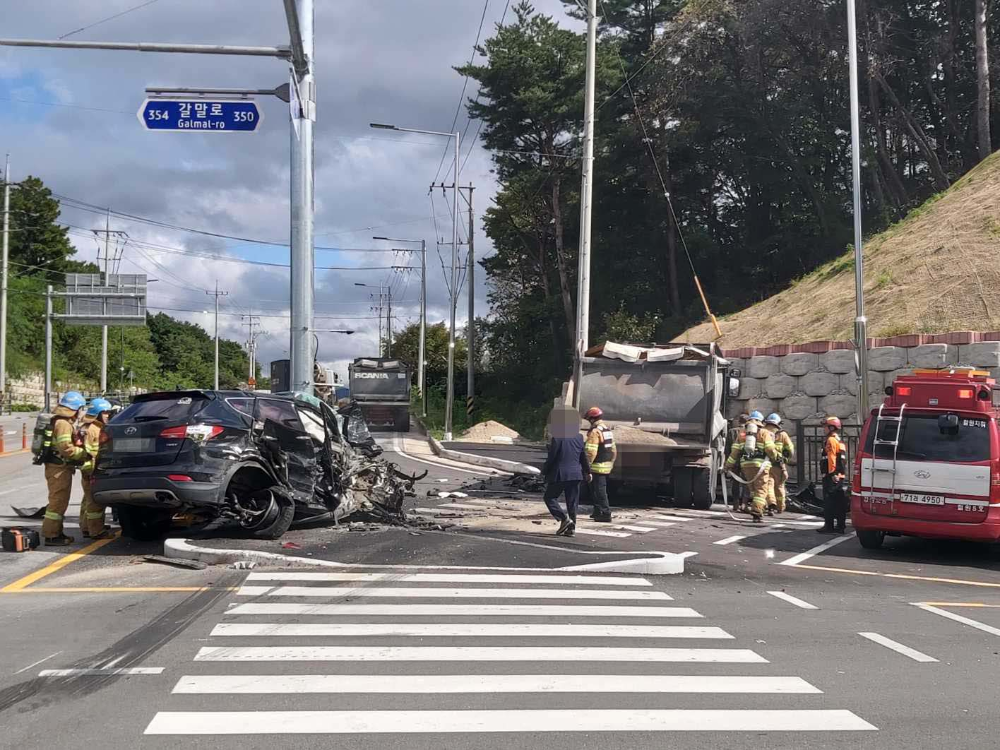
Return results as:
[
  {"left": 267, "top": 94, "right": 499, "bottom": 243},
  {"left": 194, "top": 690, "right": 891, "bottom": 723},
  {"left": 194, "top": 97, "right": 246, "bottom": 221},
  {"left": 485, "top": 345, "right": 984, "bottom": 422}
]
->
[
  {"left": 86, "top": 510, "right": 105, "bottom": 520},
  {"left": 825, "top": 434, "right": 847, "bottom": 476},
  {"left": 44, "top": 510, "right": 63, "bottom": 521},
  {"left": 727, "top": 429, "right": 778, "bottom": 466},
  {"left": 775, "top": 430, "right": 795, "bottom": 461}
]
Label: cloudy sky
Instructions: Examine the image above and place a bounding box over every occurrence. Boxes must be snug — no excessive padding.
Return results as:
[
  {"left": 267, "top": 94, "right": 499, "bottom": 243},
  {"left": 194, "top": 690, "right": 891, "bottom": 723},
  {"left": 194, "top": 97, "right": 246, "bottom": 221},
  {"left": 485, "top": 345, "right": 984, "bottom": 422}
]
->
[{"left": 1, "top": 0, "right": 577, "bottom": 382}]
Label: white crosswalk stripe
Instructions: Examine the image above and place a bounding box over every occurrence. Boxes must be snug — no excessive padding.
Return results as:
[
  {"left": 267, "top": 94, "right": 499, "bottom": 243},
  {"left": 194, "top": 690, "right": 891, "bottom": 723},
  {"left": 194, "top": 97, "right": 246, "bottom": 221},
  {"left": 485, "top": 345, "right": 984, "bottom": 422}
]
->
[{"left": 143, "top": 569, "right": 876, "bottom": 739}]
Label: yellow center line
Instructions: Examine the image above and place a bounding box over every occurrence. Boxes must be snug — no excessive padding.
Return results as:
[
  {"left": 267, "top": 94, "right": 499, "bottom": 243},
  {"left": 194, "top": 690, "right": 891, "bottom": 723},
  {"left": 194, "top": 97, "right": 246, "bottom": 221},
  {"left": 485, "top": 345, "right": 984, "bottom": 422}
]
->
[
  {"left": 0, "top": 534, "right": 119, "bottom": 592},
  {"left": 790, "top": 562, "right": 1000, "bottom": 589},
  {"left": 0, "top": 449, "right": 29, "bottom": 460}
]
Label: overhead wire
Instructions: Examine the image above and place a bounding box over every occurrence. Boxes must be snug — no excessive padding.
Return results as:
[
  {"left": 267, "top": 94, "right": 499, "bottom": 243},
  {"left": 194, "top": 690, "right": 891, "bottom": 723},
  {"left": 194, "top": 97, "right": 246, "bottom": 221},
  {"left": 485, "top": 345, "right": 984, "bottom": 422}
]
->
[{"left": 58, "top": 0, "right": 161, "bottom": 39}]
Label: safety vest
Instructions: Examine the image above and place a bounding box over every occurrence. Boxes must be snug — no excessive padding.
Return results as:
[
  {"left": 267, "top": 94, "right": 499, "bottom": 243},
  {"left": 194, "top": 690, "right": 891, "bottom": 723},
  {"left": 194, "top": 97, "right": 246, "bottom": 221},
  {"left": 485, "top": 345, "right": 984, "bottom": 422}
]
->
[
  {"left": 823, "top": 433, "right": 847, "bottom": 477},
  {"left": 585, "top": 423, "right": 616, "bottom": 475},
  {"left": 726, "top": 426, "right": 777, "bottom": 469}
]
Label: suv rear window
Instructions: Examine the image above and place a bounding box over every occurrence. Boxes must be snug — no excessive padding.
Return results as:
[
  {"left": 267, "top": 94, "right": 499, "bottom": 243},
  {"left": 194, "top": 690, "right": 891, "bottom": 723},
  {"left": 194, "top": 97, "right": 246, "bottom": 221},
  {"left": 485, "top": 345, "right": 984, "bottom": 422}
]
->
[
  {"left": 116, "top": 394, "right": 209, "bottom": 423},
  {"left": 865, "top": 413, "right": 991, "bottom": 463}
]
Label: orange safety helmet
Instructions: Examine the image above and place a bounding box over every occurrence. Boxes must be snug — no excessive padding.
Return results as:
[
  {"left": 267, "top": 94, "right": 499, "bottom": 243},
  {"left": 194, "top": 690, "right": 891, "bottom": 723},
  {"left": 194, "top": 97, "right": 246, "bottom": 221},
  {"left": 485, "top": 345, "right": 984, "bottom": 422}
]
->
[
  {"left": 585, "top": 406, "right": 603, "bottom": 421},
  {"left": 824, "top": 416, "right": 842, "bottom": 431}
]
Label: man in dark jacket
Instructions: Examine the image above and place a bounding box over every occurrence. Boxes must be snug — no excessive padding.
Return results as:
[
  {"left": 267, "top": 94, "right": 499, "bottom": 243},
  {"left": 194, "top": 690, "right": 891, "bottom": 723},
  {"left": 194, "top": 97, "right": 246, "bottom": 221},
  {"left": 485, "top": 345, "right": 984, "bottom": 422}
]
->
[{"left": 542, "top": 405, "right": 591, "bottom": 537}]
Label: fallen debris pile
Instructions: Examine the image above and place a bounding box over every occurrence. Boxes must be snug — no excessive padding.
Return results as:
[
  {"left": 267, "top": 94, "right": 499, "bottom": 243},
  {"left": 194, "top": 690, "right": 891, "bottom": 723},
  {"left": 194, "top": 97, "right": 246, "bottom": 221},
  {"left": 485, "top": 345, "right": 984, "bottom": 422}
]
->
[{"left": 459, "top": 420, "right": 520, "bottom": 443}]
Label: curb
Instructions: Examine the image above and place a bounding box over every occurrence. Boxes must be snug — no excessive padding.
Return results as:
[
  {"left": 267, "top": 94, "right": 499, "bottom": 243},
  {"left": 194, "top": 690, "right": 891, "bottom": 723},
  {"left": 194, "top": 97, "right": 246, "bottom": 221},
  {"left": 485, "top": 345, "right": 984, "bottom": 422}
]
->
[
  {"left": 164, "top": 537, "right": 685, "bottom": 575},
  {"left": 427, "top": 435, "right": 541, "bottom": 476}
]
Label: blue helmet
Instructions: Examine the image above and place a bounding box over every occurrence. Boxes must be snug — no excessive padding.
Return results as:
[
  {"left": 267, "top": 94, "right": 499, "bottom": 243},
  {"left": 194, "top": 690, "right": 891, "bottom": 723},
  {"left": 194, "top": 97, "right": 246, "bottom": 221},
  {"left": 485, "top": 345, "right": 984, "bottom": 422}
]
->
[
  {"left": 59, "top": 391, "right": 86, "bottom": 410},
  {"left": 87, "top": 397, "right": 113, "bottom": 417},
  {"left": 748, "top": 410, "right": 764, "bottom": 422},
  {"left": 765, "top": 413, "right": 781, "bottom": 426}
]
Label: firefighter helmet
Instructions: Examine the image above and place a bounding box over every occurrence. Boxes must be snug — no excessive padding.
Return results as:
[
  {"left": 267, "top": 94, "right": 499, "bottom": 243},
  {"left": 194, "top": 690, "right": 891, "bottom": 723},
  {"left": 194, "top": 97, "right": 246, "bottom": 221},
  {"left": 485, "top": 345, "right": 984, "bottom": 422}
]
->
[
  {"left": 584, "top": 406, "right": 603, "bottom": 421},
  {"left": 748, "top": 410, "right": 764, "bottom": 423},
  {"left": 87, "top": 398, "right": 113, "bottom": 418},
  {"left": 59, "top": 391, "right": 86, "bottom": 410},
  {"left": 824, "top": 416, "right": 842, "bottom": 431},
  {"left": 765, "top": 413, "right": 781, "bottom": 427}
]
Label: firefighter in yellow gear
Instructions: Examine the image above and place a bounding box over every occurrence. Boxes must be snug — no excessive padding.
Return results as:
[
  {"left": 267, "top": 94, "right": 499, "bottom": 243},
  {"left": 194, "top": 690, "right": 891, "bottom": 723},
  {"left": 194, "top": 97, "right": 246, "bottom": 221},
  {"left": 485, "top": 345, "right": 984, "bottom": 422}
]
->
[
  {"left": 79, "top": 398, "right": 114, "bottom": 539},
  {"left": 725, "top": 410, "right": 779, "bottom": 522},
  {"left": 583, "top": 406, "right": 617, "bottom": 522},
  {"left": 41, "top": 391, "right": 88, "bottom": 545},
  {"left": 764, "top": 413, "right": 795, "bottom": 514}
]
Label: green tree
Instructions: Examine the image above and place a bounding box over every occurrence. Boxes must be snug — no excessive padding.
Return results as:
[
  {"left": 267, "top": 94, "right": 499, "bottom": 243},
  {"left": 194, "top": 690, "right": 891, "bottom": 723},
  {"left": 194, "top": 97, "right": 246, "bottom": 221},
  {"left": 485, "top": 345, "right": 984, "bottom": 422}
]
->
[{"left": 389, "top": 321, "right": 467, "bottom": 390}]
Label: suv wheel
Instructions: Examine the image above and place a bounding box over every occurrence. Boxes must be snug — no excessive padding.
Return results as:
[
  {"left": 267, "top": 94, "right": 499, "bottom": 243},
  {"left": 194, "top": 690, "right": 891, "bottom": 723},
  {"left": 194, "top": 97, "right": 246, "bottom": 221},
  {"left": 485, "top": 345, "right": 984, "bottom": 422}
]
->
[
  {"left": 117, "top": 506, "right": 173, "bottom": 541},
  {"left": 237, "top": 488, "right": 295, "bottom": 540},
  {"left": 857, "top": 529, "right": 885, "bottom": 549}
]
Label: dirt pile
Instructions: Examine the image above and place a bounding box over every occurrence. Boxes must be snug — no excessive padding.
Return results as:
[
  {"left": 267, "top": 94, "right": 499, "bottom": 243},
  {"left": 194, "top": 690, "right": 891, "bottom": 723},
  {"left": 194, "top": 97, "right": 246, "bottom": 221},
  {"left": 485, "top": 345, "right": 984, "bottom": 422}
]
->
[
  {"left": 679, "top": 151, "right": 1000, "bottom": 346},
  {"left": 459, "top": 420, "right": 520, "bottom": 442},
  {"left": 611, "top": 425, "right": 679, "bottom": 446}
]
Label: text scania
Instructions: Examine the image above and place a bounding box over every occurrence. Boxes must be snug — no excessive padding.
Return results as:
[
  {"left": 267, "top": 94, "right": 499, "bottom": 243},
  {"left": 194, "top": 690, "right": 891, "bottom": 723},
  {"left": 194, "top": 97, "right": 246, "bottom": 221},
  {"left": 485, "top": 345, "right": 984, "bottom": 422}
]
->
[{"left": 355, "top": 372, "right": 389, "bottom": 379}]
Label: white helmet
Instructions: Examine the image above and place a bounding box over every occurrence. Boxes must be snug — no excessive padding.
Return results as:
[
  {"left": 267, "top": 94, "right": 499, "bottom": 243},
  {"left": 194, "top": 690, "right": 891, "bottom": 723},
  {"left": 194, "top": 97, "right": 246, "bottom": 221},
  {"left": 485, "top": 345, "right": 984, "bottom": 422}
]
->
[{"left": 765, "top": 413, "right": 781, "bottom": 427}]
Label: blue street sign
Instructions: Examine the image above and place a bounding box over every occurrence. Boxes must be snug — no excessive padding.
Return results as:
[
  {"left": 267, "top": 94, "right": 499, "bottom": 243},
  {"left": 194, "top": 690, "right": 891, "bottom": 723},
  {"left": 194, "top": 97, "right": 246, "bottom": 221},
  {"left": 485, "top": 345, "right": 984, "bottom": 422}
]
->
[{"left": 137, "top": 98, "right": 263, "bottom": 133}]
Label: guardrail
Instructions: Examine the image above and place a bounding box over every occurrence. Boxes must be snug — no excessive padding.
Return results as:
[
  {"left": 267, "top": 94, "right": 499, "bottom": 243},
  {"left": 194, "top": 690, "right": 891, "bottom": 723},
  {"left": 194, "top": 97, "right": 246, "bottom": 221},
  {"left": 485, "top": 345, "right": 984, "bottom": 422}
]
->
[{"left": 794, "top": 422, "right": 862, "bottom": 488}]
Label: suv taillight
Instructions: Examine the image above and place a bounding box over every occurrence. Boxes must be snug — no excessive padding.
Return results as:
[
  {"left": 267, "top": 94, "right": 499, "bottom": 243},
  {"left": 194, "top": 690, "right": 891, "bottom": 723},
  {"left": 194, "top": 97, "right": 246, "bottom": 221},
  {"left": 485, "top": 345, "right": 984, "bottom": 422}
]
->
[
  {"left": 159, "top": 425, "right": 224, "bottom": 442},
  {"left": 99, "top": 430, "right": 111, "bottom": 445}
]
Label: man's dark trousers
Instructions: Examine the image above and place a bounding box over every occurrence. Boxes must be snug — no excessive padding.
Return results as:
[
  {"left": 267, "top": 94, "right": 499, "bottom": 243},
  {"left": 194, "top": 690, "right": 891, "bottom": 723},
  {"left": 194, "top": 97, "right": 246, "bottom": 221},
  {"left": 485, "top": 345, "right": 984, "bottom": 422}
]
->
[
  {"left": 590, "top": 474, "right": 611, "bottom": 517},
  {"left": 822, "top": 475, "right": 848, "bottom": 531},
  {"left": 544, "top": 480, "right": 581, "bottom": 523}
]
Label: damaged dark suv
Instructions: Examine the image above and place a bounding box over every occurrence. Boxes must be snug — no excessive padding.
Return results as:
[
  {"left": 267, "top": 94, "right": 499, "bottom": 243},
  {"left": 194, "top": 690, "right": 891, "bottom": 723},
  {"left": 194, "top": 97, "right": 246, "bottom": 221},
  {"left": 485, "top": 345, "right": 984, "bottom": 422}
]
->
[{"left": 93, "top": 390, "right": 417, "bottom": 541}]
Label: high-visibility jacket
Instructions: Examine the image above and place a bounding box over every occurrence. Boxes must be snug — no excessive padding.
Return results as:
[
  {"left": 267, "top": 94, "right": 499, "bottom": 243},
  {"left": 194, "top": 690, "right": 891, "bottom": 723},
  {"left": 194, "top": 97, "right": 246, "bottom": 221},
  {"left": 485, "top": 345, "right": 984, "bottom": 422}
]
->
[
  {"left": 80, "top": 416, "right": 104, "bottom": 474},
  {"left": 43, "top": 406, "right": 86, "bottom": 466},
  {"left": 824, "top": 432, "right": 847, "bottom": 478},
  {"left": 585, "top": 421, "right": 617, "bottom": 475},
  {"left": 772, "top": 429, "right": 795, "bottom": 463},
  {"left": 725, "top": 425, "right": 779, "bottom": 469}
]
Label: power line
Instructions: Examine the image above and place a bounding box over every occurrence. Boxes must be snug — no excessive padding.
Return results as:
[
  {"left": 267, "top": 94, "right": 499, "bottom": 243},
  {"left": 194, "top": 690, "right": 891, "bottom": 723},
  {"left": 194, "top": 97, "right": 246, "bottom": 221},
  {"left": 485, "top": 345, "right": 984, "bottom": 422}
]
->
[{"left": 59, "top": 0, "right": 161, "bottom": 40}]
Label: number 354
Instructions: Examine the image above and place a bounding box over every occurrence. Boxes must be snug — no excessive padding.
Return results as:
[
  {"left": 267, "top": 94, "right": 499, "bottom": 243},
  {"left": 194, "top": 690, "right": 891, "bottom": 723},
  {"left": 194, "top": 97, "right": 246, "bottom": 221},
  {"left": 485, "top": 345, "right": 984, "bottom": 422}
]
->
[{"left": 146, "top": 110, "right": 170, "bottom": 121}]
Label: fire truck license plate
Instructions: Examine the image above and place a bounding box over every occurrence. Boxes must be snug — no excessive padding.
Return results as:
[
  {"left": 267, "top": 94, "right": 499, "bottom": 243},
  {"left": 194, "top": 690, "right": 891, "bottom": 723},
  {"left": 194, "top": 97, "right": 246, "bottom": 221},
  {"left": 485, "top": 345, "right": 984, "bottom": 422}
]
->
[{"left": 900, "top": 493, "right": 945, "bottom": 506}]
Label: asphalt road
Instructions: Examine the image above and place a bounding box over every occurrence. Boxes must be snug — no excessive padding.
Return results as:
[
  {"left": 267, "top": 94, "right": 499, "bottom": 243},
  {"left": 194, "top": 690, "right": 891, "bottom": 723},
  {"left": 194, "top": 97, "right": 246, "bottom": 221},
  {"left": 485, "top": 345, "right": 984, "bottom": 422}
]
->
[{"left": 2, "top": 438, "right": 1000, "bottom": 747}]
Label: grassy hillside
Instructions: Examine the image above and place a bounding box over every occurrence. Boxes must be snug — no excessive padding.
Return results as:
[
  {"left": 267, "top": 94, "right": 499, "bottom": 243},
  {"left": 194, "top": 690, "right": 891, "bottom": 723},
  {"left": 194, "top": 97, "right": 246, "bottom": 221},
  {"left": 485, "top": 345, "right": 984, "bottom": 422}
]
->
[{"left": 680, "top": 151, "right": 1000, "bottom": 346}]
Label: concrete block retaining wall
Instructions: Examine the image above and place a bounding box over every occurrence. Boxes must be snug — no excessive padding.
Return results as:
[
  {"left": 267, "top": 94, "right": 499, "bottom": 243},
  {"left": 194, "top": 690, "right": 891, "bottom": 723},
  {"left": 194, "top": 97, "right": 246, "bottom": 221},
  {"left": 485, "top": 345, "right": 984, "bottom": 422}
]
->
[{"left": 721, "top": 330, "right": 1000, "bottom": 485}]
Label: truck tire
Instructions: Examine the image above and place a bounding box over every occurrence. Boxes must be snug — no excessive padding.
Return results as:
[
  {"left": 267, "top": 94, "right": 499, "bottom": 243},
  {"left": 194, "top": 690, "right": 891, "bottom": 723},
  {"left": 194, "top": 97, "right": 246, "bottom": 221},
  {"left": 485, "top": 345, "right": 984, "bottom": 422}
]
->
[
  {"left": 691, "top": 468, "right": 713, "bottom": 510},
  {"left": 396, "top": 409, "right": 411, "bottom": 433},
  {"left": 856, "top": 529, "right": 885, "bottom": 550},
  {"left": 672, "top": 467, "right": 693, "bottom": 508},
  {"left": 117, "top": 505, "right": 173, "bottom": 542}
]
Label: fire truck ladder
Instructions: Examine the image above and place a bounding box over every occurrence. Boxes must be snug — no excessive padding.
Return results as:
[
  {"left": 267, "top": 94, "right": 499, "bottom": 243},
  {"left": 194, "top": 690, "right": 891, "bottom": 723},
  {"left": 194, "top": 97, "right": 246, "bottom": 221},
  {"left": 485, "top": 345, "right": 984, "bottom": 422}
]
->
[{"left": 870, "top": 401, "right": 906, "bottom": 502}]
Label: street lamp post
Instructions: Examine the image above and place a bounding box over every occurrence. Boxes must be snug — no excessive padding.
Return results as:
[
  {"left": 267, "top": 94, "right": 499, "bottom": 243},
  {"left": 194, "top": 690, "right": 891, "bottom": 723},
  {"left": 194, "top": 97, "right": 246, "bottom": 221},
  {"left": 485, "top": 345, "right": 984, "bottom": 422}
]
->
[
  {"left": 371, "top": 122, "right": 459, "bottom": 440},
  {"left": 375, "top": 236, "right": 426, "bottom": 418}
]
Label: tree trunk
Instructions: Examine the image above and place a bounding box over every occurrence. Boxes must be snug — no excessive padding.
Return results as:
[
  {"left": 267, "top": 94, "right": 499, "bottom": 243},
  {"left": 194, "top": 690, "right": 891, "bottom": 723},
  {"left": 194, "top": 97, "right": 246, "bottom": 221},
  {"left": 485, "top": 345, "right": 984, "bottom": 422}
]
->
[
  {"left": 874, "top": 71, "right": 951, "bottom": 191},
  {"left": 977, "top": 0, "right": 992, "bottom": 161},
  {"left": 867, "top": 75, "right": 908, "bottom": 210},
  {"left": 550, "top": 174, "right": 576, "bottom": 348}
]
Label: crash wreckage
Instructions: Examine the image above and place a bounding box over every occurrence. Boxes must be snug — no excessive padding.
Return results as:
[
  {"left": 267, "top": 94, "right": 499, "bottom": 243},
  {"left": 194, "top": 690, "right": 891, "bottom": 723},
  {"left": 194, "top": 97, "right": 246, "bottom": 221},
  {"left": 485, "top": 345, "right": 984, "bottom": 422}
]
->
[{"left": 23, "top": 389, "right": 425, "bottom": 541}]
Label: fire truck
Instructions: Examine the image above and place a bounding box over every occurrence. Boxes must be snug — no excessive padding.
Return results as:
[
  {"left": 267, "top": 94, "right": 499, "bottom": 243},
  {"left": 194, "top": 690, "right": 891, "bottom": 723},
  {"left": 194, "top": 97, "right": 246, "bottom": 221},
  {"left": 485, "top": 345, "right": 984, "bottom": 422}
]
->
[{"left": 852, "top": 368, "right": 1000, "bottom": 548}]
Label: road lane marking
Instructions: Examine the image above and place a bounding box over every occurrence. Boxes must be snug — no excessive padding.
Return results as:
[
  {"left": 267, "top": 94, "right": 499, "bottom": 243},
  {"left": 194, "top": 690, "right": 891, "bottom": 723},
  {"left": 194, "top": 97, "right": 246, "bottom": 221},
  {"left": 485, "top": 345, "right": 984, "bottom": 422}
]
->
[
  {"left": 0, "top": 484, "right": 36, "bottom": 497},
  {"left": 209, "top": 623, "right": 732, "bottom": 639},
  {"left": 145, "top": 709, "right": 875, "bottom": 735},
  {"left": 194, "top": 646, "right": 767, "bottom": 663},
  {"left": 225, "top": 603, "right": 703, "bottom": 618},
  {"left": 651, "top": 514, "right": 695, "bottom": 522},
  {"left": 174, "top": 674, "right": 816, "bottom": 695},
  {"left": 778, "top": 534, "right": 854, "bottom": 567},
  {"left": 435, "top": 503, "right": 494, "bottom": 510},
  {"left": 917, "top": 602, "right": 1000, "bottom": 608},
  {"left": 767, "top": 591, "right": 818, "bottom": 610},
  {"left": 573, "top": 527, "right": 632, "bottom": 538},
  {"left": 9, "top": 587, "right": 233, "bottom": 593},
  {"left": 265, "top": 586, "right": 672, "bottom": 601},
  {"left": 13, "top": 651, "right": 62, "bottom": 675},
  {"left": 246, "top": 572, "right": 653, "bottom": 586},
  {"left": 790, "top": 563, "right": 1000, "bottom": 589},
  {"left": 391, "top": 436, "right": 508, "bottom": 476},
  {"left": 678, "top": 551, "right": 699, "bottom": 558},
  {"left": 632, "top": 520, "right": 676, "bottom": 527},
  {"left": 236, "top": 585, "right": 273, "bottom": 596},
  {"left": 858, "top": 632, "right": 937, "bottom": 663},
  {"left": 714, "top": 535, "right": 747, "bottom": 546},
  {"left": 40, "top": 667, "right": 165, "bottom": 676},
  {"left": 0, "top": 534, "right": 119, "bottom": 593},
  {"left": 914, "top": 603, "right": 1000, "bottom": 637},
  {"left": 611, "top": 524, "right": 658, "bottom": 533}
]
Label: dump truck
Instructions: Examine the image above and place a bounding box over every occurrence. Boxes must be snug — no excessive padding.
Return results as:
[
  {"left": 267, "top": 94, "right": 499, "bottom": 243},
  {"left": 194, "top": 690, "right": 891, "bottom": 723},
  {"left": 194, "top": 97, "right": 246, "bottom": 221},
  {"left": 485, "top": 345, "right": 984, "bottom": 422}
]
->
[
  {"left": 568, "top": 341, "right": 736, "bottom": 509},
  {"left": 348, "top": 357, "right": 411, "bottom": 432}
]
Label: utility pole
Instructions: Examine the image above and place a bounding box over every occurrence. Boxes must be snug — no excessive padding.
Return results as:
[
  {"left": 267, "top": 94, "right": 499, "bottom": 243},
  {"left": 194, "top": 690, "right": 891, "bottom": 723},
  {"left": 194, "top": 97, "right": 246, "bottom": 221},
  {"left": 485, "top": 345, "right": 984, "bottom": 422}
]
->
[
  {"left": 573, "top": 0, "right": 598, "bottom": 407},
  {"left": 465, "top": 183, "right": 475, "bottom": 419},
  {"left": 386, "top": 282, "right": 393, "bottom": 357},
  {"left": 846, "top": 0, "right": 869, "bottom": 420},
  {"left": 206, "top": 281, "right": 228, "bottom": 389},
  {"left": 374, "top": 236, "right": 425, "bottom": 416},
  {"left": 1, "top": 3, "right": 316, "bottom": 394},
  {"left": 242, "top": 312, "right": 264, "bottom": 387},
  {"left": 45, "top": 284, "right": 52, "bottom": 412},
  {"left": 0, "top": 155, "right": 9, "bottom": 401},
  {"left": 92, "top": 218, "right": 128, "bottom": 395}
]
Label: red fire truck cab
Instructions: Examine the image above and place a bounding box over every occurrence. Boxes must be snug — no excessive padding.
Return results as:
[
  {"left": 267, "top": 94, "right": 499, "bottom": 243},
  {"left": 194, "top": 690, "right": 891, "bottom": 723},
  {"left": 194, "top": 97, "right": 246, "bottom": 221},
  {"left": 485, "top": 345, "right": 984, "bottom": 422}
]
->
[{"left": 852, "top": 368, "right": 1000, "bottom": 549}]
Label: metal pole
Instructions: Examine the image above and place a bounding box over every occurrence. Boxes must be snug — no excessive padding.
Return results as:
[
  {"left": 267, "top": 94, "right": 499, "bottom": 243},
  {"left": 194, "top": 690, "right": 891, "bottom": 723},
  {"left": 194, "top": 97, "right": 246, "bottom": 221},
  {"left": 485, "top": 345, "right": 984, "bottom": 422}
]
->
[
  {"left": 419, "top": 239, "right": 427, "bottom": 418},
  {"left": 215, "top": 293, "right": 220, "bottom": 390},
  {"left": 0, "top": 38, "right": 290, "bottom": 58},
  {"left": 575, "top": 0, "right": 597, "bottom": 359},
  {"left": 444, "top": 131, "right": 460, "bottom": 441},
  {"left": 847, "top": 0, "right": 869, "bottom": 421},
  {"left": 45, "top": 284, "right": 52, "bottom": 412},
  {"left": 101, "top": 209, "right": 109, "bottom": 394},
  {"left": 0, "top": 155, "right": 9, "bottom": 399},
  {"left": 288, "top": 0, "right": 315, "bottom": 394},
  {"left": 386, "top": 283, "right": 392, "bottom": 357},
  {"left": 466, "top": 183, "right": 475, "bottom": 419}
]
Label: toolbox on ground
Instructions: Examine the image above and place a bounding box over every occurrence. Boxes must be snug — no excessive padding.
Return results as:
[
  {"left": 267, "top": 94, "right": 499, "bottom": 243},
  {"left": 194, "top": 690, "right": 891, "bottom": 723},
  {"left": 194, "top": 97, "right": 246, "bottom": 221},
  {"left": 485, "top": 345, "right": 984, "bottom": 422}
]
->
[{"left": 2, "top": 527, "right": 41, "bottom": 552}]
